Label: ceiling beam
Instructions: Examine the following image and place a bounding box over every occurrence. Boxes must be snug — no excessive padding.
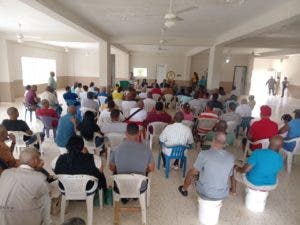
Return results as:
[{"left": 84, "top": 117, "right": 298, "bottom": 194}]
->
[
  {"left": 257, "top": 48, "right": 300, "bottom": 58},
  {"left": 186, "top": 47, "right": 209, "bottom": 56},
  {"left": 215, "top": 0, "right": 300, "bottom": 46}
]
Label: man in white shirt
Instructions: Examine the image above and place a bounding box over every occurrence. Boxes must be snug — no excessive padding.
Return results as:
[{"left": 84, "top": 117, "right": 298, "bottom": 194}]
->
[
  {"left": 143, "top": 92, "right": 156, "bottom": 113},
  {"left": 189, "top": 92, "right": 207, "bottom": 116},
  {"left": 221, "top": 102, "right": 241, "bottom": 124},
  {"left": 128, "top": 100, "right": 147, "bottom": 123},
  {"left": 0, "top": 148, "right": 51, "bottom": 225},
  {"left": 159, "top": 112, "right": 194, "bottom": 169},
  {"left": 81, "top": 92, "right": 99, "bottom": 112},
  {"left": 100, "top": 109, "right": 127, "bottom": 134},
  {"left": 75, "top": 83, "right": 83, "bottom": 96},
  {"left": 80, "top": 85, "right": 89, "bottom": 104},
  {"left": 40, "top": 86, "right": 59, "bottom": 107},
  {"left": 121, "top": 97, "right": 137, "bottom": 119},
  {"left": 235, "top": 99, "right": 252, "bottom": 118}
]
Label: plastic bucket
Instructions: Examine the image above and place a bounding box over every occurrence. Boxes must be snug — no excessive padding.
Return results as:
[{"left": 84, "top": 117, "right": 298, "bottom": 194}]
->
[
  {"left": 198, "top": 197, "right": 222, "bottom": 225},
  {"left": 245, "top": 188, "right": 269, "bottom": 212}
]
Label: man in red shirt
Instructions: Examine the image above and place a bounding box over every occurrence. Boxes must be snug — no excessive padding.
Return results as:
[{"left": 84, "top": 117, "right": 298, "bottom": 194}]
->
[
  {"left": 36, "top": 99, "right": 59, "bottom": 127},
  {"left": 248, "top": 105, "right": 278, "bottom": 150},
  {"left": 144, "top": 102, "right": 172, "bottom": 133},
  {"left": 151, "top": 84, "right": 162, "bottom": 96}
]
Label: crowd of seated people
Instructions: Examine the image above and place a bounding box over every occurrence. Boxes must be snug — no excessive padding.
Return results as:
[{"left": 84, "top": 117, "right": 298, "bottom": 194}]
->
[{"left": 0, "top": 77, "right": 300, "bottom": 225}]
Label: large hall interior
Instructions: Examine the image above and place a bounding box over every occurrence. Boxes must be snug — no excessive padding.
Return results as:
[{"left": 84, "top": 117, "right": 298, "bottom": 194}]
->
[{"left": 0, "top": 0, "right": 300, "bottom": 225}]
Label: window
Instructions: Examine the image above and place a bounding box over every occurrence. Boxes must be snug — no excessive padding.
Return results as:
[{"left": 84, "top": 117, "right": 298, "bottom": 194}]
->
[
  {"left": 133, "top": 67, "right": 147, "bottom": 77},
  {"left": 21, "top": 57, "right": 56, "bottom": 86}
]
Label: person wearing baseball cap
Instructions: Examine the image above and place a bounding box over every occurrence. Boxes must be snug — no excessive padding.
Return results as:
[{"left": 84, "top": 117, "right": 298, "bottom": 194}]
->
[
  {"left": 248, "top": 105, "right": 278, "bottom": 150},
  {"left": 279, "top": 109, "right": 300, "bottom": 152}
]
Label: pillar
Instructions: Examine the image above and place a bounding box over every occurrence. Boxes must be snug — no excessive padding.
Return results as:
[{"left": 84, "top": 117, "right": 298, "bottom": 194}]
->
[
  {"left": 99, "top": 40, "right": 112, "bottom": 88},
  {"left": 207, "top": 45, "right": 223, "bottom": 90}
]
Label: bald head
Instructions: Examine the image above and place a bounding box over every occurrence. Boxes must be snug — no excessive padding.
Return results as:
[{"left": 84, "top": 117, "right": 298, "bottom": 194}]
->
[
  {"left": 269, "top": 135, "right": 284, "bottom": 152},
  {"left": 19, "top": 148, "right": 43, "bottom": 169},
  {"left": 7, "top": 107, "right": 19, "bottom": 119},
  {"left": 67, "top": 105, "right": 76, "bottom": 115},
  {"left": 212, "top": 132, "right": 227, "bottom": 149}
]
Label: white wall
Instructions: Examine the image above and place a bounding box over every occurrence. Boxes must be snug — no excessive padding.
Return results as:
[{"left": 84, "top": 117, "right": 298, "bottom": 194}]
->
[
  {"left": 282, "top": 54, "right": 300, "bottom": 86},
  {"left": 0, "top": 38, "right": 10, "bottom": 82},
  {"left": 130, "top": 52, "right": 188, "bottom": 80},
  {"left": 67, "top": 48, "right": 99, "bottom": 77},
  {"left": 112, "top": 48, "right": 129, "bottom": 79},
  {"left": 6, "top": 41, "right": 67, "bottom": 81},
  {"left": 190, "top": 51, "right": 209, "bottom": 78}
]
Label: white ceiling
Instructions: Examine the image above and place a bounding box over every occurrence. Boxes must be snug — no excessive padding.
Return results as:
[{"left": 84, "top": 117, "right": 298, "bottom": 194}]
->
[{"left": 0, "top": 0, "right": 95, "bottom": 45}]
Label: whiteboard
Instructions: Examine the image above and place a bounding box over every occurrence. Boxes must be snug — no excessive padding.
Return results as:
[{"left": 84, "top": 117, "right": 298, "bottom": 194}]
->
[{"left": 156, "top": 64, "right": 167, "bottom": 83}]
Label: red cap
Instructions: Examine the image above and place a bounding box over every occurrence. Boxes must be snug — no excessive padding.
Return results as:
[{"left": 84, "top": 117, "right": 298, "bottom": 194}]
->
[{"left": 260, "top": 105, "right": 272, "bottom": 117}]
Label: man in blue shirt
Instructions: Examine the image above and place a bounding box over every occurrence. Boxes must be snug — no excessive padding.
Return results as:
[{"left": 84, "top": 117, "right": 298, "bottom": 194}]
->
[
  {"left": 63, "top": 86, "right": 80, "bottom": 106},
  {"left": 230, "top": 135, "right": 283, "bottom": 194},
  {"left": 55, "top": 106, "right": 77, "bottom": 148},
  {"left": 280, "top": 109, "right": 300, "bottom": 152}
]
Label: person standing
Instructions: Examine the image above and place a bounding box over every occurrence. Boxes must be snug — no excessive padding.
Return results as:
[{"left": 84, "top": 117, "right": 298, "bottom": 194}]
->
[
  {"left": 266, "top": 76, "right": 276, "bottom": 96},
  {"left": 275, "top": 76, "right": 280, "bottom": 95},
  {"left": 281, "top": 77, "right": 288, "bottom": 97},
  {"left": 48, "top": 71, "right": 57, "bottom": 91}
]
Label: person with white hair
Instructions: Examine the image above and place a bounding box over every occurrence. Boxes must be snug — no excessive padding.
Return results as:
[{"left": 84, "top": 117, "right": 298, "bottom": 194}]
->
[
  {"left": 0, "top": 148, "right": 51, "bottom": 225},
  {"left": 235, "top": 99, "right": 252, "bottom": 118}
]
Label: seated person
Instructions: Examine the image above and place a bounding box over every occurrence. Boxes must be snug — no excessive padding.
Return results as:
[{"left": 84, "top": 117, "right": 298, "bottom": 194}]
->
[
  {"left": 220, "top": 102, "right": 241, "bottom": 125},
  {"left": 99, "top": 100, "right": 116, "bottom": 125},
  {"left": 98, "top": 87, "right": 108, "bottom": 97},
  {"left": 159, "top": 112, "right": 194, "bottom": 169},
  {"left": 279, "top": 109, "right": 300, "bottom": 152},
  {"left": 36, "top": 99, "right": 59, "bottom": 128},
  {"left": 143, "top": 92, "right": 156, "bottom": 113},
  {"left": 188, "top": 92, "right": 205, "bottom": 116},
  {"left": 88, "top": 82, "right": 95, "bottom": 93},
  {"left": 181, "top": 103, "right": 193, "bottom": 121},
  {"left": 178, "top": 133, "right": 234, "bottom": 200},
  {"left": 24, "top": 84, "right": 31, "bottom": 98},
  {"left": 144, "top": 102, "right": 172, "bottom": 130},
  {"left": 279, "top": 114, "right": 292, "bottom": 138},
  {"left": 25, "top": 85, "right": 40, "bottom": 110},
  {"left": 39, "top": 86, "right": 62, "bottom": 115},
  {"left": 178, "top": 88, "right": 192, "bottom": 104},
  {"left": 162, "top": 84, "right": 174, "bottom": 96},
  {"left": 63, "top": 86, "right": 80, "bottom": 106},
  {"left": 100, "top": 109, "right": 127, "bottom": 134},
  {"left": 79, "top": 85, "right": 89, "bottom": 103},
  {"left": 248, "top": 95, "right": 256, "bottom": 110},
  {"left": 54, "top": 136, "right": 107, "bottom": 190},
  {"left": 211, "top": 93, "right": 223, "bottom": 110},
  {"left": 128, "top": 100, "right": 147, "bottom": 124},
  {"left": 0, "top": 148, "right": 52, "bottom": 225},
  {"left": 151, "top": 84, "right": 162, "bottom": 96},
  {"left": 75, "top": 83, "right": 83, "bottom": 96},
  {"left": 121, "top": 95, "right": 137, "bottom": 119},
  {"left": 231, "top": 135, "right": 283, "bottom": 194},
  {"left": 235, "top": 99, "right": 252, "bottom": 118},
  {"left": 247, "top": 105, "right": 278, "bottom": 150},
  {"left": 138, "top": 87, "right": 148, "bottom": 99},
  {"left": 77, "top": 111, "right": 104, "bottom": 148},
  {"left": 109, "top": 123, "right": 154, "bottom": 197},
  {"left": 204, "top": 120, "right": 235, "bottom": 149},
  {"left": 160, "top": 79, "right": 168, "bottom": 88},
  {"left": 197, "top": 101, "right": 219, "bottom": 134},
  {"left": 81, "top": 92, "right": 99, "bottom": 112},
  {"left": 55, "top": 106, "right": 77, "bottom": 149},
  {"left": 112, "top": 87, "right": 124, "bottom": 101},
  {"left": 141, "top": 79, "right": 148, "bottom": 88},
  {"left": 2, "top": 107, "right": 45, "bottom": 149}
]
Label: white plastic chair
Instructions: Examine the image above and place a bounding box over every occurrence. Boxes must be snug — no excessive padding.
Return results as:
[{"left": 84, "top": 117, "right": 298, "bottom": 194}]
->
[
  {"left": 243, "top": 138, "right": 270, "bottom": 161},
  {"left": 83, "top": 133, "right": 104, "bottom": 155},
  {"left": 282, "top": 137, "right": 300, "bottom": 173},
  {"left": 106, "top": 133, "right": 126, "bottom": 168},
  {"left": 147, "top": 122, "right": 168, "bottom": 150},
  {"left": 182, "top": 120, "right": 194, "bottom": 128},
  {"left": 57, "top": 175, "right": 103, "bottom": 225},
  {"left": 143, "top": 99, "right": 156, "bottom": 113},
  {"left": 163, "top": 94, "right": 175, "bottom": 108},
  {"left": 113, "top": 174, "right": 149, "bottom": 225},
  {"left": 152, "top": 94, "right": 161, "bottom": 102},
  {"left": 8, "top": 131, "right": 43, "bottom": 156},
  {"left": 226, "top": 121, "right": 238, "bottom": 133}
]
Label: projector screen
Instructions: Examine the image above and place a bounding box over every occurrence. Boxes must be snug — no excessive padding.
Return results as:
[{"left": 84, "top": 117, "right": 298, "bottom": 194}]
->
[{"left": 133, "top": 67, "right": 147, "bottom": 77}]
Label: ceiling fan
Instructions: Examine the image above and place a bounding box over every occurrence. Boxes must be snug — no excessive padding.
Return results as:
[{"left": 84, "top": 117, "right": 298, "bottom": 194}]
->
[
  {"left": 252, "top": 50, "right": 261, "bottom": 56},
  {"left": 164, "top": 0, "right": 198, "bottom": 28},
  {"left": 16, "top": 23, "right": 41, "bottom": 43}
]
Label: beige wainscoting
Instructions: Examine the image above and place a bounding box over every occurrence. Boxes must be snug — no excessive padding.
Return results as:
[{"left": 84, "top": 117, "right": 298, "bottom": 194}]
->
[
  {"left": 219, "top": 81, "right": 233, "bottom": 93},
  {"left": 287, "top": 85, "right": 300, "bottom": 99}
]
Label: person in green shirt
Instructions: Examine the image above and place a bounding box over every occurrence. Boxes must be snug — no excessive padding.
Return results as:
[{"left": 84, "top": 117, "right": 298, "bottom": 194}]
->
[
  {"left": 203, "top": 120, "right": 235, "bottom": 150},
  {"left": 48, "top": 71, "right": 57, "bottom": 90}
]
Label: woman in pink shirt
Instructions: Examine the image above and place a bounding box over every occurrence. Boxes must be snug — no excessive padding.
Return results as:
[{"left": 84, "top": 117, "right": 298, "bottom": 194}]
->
[{"left": 181, "top": 103, "right": 193, "bottom": 121}]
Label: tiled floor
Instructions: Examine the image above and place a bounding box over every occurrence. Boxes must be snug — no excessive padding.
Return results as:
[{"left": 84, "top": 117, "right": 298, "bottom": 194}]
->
[{"left": 0, "top": 92, "right": 299, "bottom": 225}]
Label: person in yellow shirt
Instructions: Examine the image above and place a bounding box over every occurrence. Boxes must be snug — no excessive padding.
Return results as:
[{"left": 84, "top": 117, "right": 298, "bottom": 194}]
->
[{"left": 112, "top": 87, "right": 124, "bottom": 100}]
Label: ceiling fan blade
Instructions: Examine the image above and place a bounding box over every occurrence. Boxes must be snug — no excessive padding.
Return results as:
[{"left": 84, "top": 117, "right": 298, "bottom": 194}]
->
[
  {"left": 174, "top": 16, "right": 184, "bottom": 21},
  {"left": 176, "top": 6, "right": 198, "bottom": 15}
]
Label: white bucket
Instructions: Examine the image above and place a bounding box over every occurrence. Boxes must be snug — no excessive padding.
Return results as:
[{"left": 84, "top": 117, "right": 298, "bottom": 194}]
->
[
  {"left": 245, "top": 188, "right": 269, "bottom": 212},
  {"left": 198, "top": 197, "right": 222, "bottom": 225}
]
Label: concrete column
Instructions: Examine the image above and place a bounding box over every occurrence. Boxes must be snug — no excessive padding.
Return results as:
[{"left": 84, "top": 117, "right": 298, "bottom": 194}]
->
[
  {"left": 99, "top": 40, "right": 112, "bottom": 88},
  {"left": 184, "top": 56, "right": 192, "bottom": 83},
  {"left": 207, "top": 45, "right": 223, "bottom": 90}
]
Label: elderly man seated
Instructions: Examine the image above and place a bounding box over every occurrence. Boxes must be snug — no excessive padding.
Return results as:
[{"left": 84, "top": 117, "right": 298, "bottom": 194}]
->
[
  {"left": 279, "top": 109, "right": 300, "bottom": 152},
  {"left": 159, "top": 112, "right": 194, "bottom": 169},
  {"left": 230, "top": 135, "right": 283, "bottom": 194},
  {"left": 2, "top": 107, "right": 45, "bottom": 150},
  {"left": 236, "top": 99, "right": 252, "bottom": 118},
  {"left": 247, "top": 105, "right": 278, "bottom": 150},
  {"left": 100, "top": 109, "right": 127, "bottom": 134},
  {"left": 0, "top": 148, "right": 52, "bottom": 225},
  {"left": 121, "top": 95, "right": 137, "bottom": 119},
  {"left": 178, "top": 132, "right": 234, "bottom": 200},
  {"left": 220, "top": 102, "right": 241, "bottom": 125},
  {"left": 82, "top": 91, "right": 99, "bottom": 112},
  {"left": 39, "top": 86, "right": 62, "bottom": 115},
  {"left": 144, "top": 101, "right": 172, "bottom": 129},
  {"left": 63, "top": 86, "right": 80, "bottom": 106},
  {"left": 109, "top": 123, "right": 154, "bottom": 203},
  {"left": 36, "top": 99, "right": 60, "bottom": 128},
  {"left": 128, "top": 100, "right": 147, "bottom": 124}
]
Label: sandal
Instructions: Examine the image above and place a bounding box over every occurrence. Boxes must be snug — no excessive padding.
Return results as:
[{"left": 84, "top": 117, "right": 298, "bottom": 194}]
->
[{"left": 178, "top": 186, "right": 188, "bottom": 197}]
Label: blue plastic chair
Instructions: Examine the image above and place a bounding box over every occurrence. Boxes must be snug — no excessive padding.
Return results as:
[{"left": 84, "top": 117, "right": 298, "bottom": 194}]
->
[
  {"left": 236, "top": 117, "right": 253, "bottom": 137},
  {"left": 157, "top": 144, "right": 188, "bottom": 178}
]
